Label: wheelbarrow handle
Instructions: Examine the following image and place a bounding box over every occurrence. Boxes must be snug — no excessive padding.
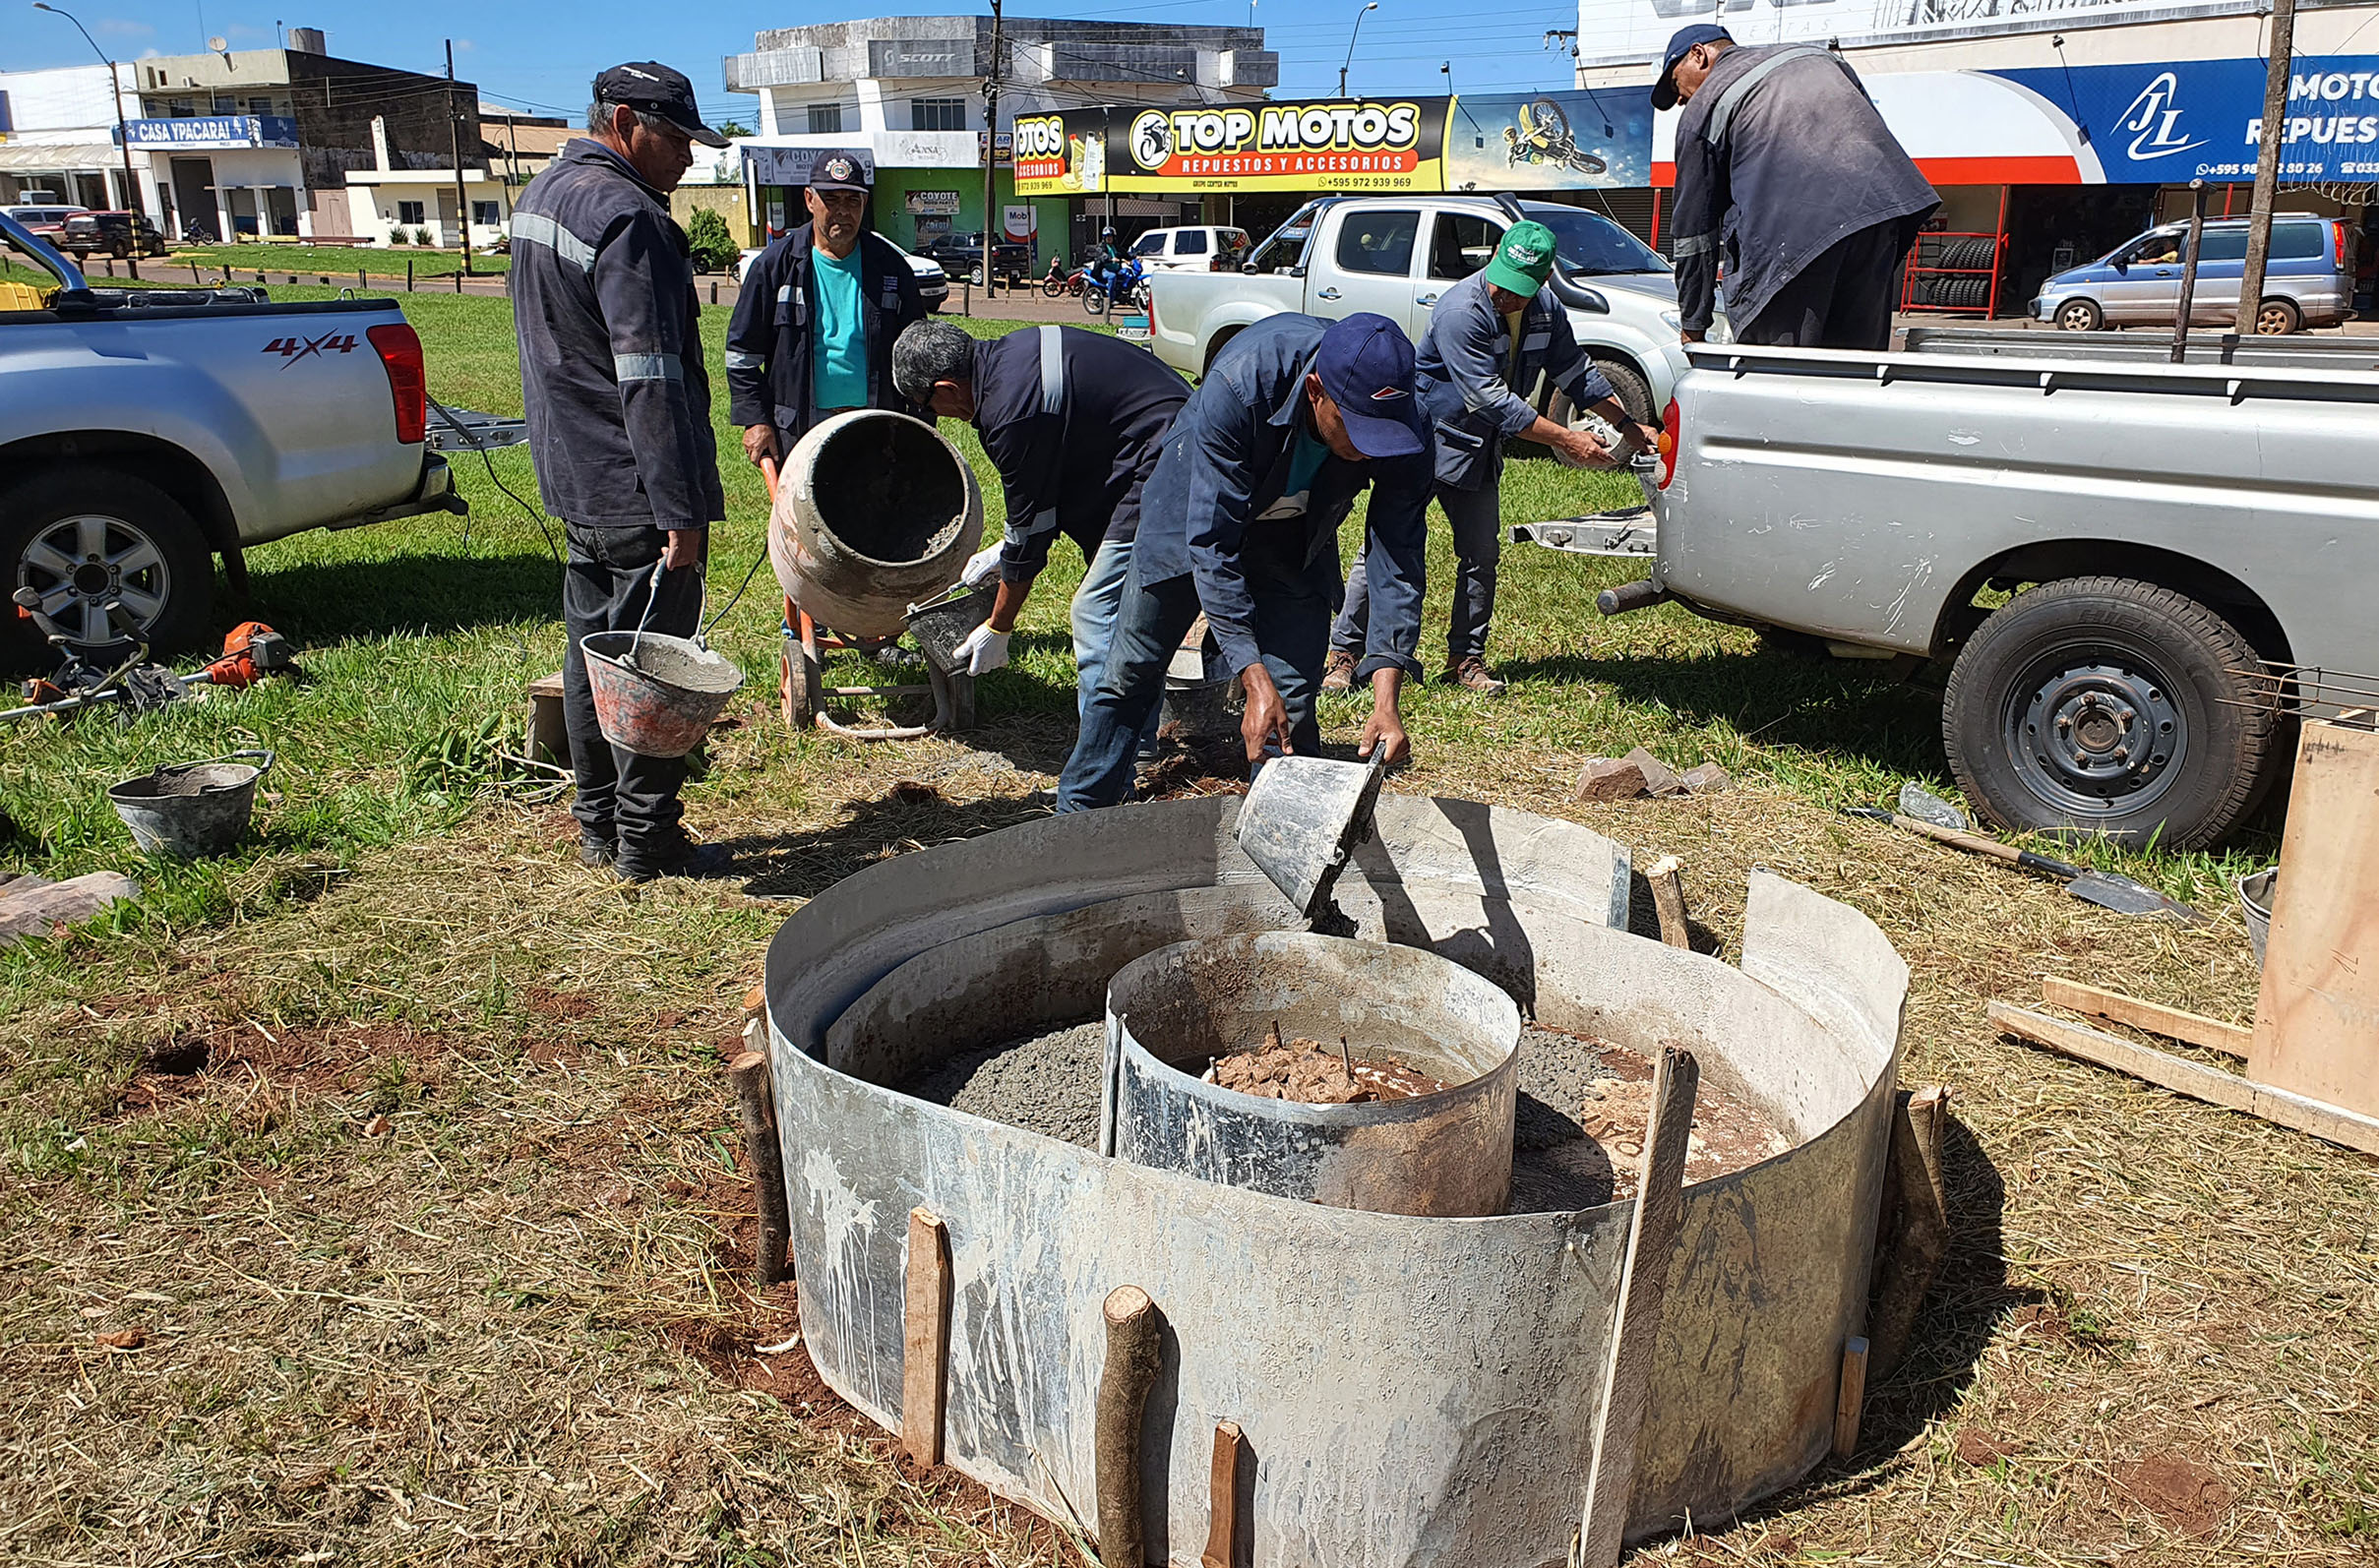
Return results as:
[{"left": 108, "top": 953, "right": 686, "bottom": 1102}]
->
[{"left": 760, "top": 453, "right": 779, "bottom": 503}]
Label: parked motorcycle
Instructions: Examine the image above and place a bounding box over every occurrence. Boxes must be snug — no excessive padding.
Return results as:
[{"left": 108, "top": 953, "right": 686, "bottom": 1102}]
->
[{"left": 1041, "top": 259, "right": 1086, "bottom": 297}]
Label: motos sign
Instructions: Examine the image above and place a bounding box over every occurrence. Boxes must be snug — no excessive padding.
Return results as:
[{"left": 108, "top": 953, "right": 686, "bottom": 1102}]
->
[{"left": 1018, "top": 95, "right": 1452, "bottom": 194}]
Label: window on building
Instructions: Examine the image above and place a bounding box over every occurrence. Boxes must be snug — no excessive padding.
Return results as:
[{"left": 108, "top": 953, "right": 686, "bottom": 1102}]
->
[
  {"left": 808, "top": 102, "right": 844, "bottom": 135},
  {"left": 910, "top": 97, "right": 966, "bottom": 131},
  {"left": 397, "top": 201, "right": 426, "bottom": 225},
  {"left": 166, "top": 96, "right": 196, "bottom": 117},
  {"left": 472, "top": 201, "right": 500, "bottom": 226},
  {"left": 1335, "top": 210, "right": 1420, "bottom": 276},
  {"left": 214, "top": 94, "right": 239, "bottom": 113}
]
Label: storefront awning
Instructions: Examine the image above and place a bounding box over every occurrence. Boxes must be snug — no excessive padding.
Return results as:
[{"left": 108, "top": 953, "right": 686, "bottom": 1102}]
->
[{"left": 0, "top": 143, "right": 122, "bottom": 173}]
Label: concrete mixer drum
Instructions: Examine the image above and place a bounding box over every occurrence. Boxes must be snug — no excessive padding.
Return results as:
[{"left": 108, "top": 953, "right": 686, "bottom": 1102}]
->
[{"left": 769, "top": 409, "right": 984, "bottom": 640}]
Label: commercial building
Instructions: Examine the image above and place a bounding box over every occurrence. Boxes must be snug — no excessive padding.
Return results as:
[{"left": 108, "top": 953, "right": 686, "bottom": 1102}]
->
[
  {"left": 124, "top": 29, "right": 479, "bottom": 243},
  {"left": 1574, "top": 0, "right": 2379, "bottom": 317},
  {"left": 724, "top": 15, "right": 1275, "bottom": 266},
  {"left": 0, "top": 64, "right": 147, "bottom": 211}
]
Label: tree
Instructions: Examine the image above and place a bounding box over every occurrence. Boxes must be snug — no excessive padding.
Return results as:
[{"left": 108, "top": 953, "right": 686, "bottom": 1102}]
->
[
  {"left": 686, "top": 207, "right": 740, "bottom": 274},
  {"left": 718, "top": 120, "right": 753, "bottom": 138}
]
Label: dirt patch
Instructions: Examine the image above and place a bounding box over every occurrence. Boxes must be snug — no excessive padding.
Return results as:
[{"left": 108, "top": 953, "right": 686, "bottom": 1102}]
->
[
  {"left": 1138, "top": 725, "right": 1252, "bottom": 802},
  {"left": 2117, "top": 1451, "right": 2233, "bottom": 1536},
  {"left": 1954, "top": 1429, "right": 2011, "bottom": 1468},
  {"left": 1508, "top": 1025, "right": 1789, "bottom": 1210},
  {"left": 1207, "top": 1022, "right": 1444, "bottom": 1104},
  {"left": 112, "top": 1018, "right": 457, "bottom": 1117}
]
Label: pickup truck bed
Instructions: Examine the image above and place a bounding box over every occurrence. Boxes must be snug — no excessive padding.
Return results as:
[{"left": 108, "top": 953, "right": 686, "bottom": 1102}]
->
[{"left": 1537, "top": 333, "right": 2379, "bottom": 849}]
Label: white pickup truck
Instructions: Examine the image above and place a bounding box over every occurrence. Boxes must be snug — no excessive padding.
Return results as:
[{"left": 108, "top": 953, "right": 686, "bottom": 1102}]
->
[
  {"left": 1148, "top": 193, "right": 1692, "bottom": 425},
  {"left": 0, "top": 213, "right": 476, "bottom": 668}
]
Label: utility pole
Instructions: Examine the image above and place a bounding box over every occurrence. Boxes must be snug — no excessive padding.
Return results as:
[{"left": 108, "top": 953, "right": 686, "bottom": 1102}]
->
[
  {"left": 982, "top": 0, "right": 1004, "bottom": 298},
  {"left": 446, "top": 38, "right": 474, "bottom": 276},
  {"left": 2233, "top": 0, "right": 2296, "bottom": 336}
]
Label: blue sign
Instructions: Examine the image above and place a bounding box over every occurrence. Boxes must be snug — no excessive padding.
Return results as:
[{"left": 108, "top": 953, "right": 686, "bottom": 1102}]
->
[
  {"left": 121, "top": 115, "right": 300, "bottom": 151},
  {"left": 1992, "top": 55, "right": 2379, "bottom": 183}
]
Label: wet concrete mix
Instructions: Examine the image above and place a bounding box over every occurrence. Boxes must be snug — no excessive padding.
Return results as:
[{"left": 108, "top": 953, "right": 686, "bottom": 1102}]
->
[{"left": 896, "top": 1017, "right": 1789, "bottom": 1213}]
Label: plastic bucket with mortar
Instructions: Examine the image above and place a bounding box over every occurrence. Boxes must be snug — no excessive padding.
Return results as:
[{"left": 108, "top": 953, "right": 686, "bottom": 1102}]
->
[{"left": 108, "top": 750, "right": 274, "bottom": 858}]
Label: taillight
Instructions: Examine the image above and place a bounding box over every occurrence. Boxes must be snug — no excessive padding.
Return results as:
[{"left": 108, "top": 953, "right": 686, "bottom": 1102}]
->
[
  {"left": 367, "top": 322, "right": 426, "bottom": 446},
  {"left": 1146, "top": 281, "right": 1160, "bottom": 335},
  {"left": 1655, "top": 397, "right": 1680, "bottom": 490},
  {"left": 2337, "top": 219, "right": 2349, "bottom": 269}
]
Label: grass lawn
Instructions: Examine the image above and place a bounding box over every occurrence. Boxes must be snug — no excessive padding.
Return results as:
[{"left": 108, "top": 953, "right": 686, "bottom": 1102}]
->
[
  {"left": 0, "top": 291, "right": 2372, "bottom": 1564},
  {"left": 167, "top": 242, "right": 510, "bottom": 279}
]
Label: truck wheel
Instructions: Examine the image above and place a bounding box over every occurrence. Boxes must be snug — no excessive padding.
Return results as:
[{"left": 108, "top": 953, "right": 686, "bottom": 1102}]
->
[
  {"left": 2255, "top": 297, "right": 2300, "bottom": 334},
  {"left": 1941, "top": 576, "right": 2277, "bottom": 850},
  {"left": 1588, "top": 358, "right": 1655, "bottom": 428},
  {"left": 0, "top": 465, "right": 213, "bottom": 670},
  {"left": 2055, "top": 298, "right": 2102, "bottom": 332}
]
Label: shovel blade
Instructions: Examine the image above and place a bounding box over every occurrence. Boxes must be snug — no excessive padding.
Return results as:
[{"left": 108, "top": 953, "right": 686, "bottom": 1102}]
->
[{"left": 2065, "top": 872, "right": 2204, "bottom": 924}]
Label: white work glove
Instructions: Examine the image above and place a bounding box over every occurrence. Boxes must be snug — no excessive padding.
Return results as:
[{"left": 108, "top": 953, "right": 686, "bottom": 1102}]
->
[
  {"left": 959, "top": 543, "right": 1004, "bottom": 589},
  {"left": 955, "top": 622, "right": 1010, "bottom": 676}
]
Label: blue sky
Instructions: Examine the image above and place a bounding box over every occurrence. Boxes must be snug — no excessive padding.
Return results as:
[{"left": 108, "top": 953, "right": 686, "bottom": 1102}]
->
[{"left": 10, "top": 0, "right": 1599, "bottom": 126}]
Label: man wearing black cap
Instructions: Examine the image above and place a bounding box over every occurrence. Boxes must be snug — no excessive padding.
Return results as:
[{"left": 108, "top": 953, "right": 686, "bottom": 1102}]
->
[
  {"left": 725, "top": 151, "right": 925, "bottom": 472},
  {"left": 511, "top": 62, "right": 731, "bottom": 882},
  {"left": 1654, "top": 25, "right": 1936, "bottom": 350},
  {"left": 1054, "top": 312, "right": 1434, "bottom": 813}
]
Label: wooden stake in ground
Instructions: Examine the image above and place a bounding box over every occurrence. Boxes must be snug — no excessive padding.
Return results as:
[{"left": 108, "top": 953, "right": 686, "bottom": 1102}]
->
[
  {"left": 1865, "top": 1084, "right": 1950, "bottom": 1380},
  {"left": 1832, "top": 1335, "right": 1868, "bottom": 1460},
  {"left": 1200, "top": 1419, "right": 1247, "bottom": 1568},
  {"left": 1645, "top": 855, "right": 1691, "bottom": 949},
  {"left": 902, "top": 1208, "right": 952, "bottom": 1467},
  {"left": 1096, "top": 1285, "right": 1163, "bottom": 1568},
  {"left": 727, "top": 1040, "right": 791, "bottom": 1288},
  {"left": 1578, "top": 1046, "right": 1699, "bottom": 1567}
]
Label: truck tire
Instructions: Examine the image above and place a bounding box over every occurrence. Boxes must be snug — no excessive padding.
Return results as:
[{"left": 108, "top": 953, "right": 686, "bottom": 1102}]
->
[
  {"left": 1588, "top": 358, "right": 1655, "bottom": 428},
  {"left": 1940, "top": 575, "right": 2277, "bottom": 850},
  {"left": 0, "top": 465, "right": 213, "bottom": 670}
]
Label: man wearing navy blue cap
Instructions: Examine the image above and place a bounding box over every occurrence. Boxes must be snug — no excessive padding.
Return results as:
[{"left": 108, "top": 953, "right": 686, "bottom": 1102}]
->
[
  {"left": 1655, "top": 24, "right": 1936, "bottom": 350},
  {"left": 1054, "top": 312, "right": 1434, "bottom": 812}
]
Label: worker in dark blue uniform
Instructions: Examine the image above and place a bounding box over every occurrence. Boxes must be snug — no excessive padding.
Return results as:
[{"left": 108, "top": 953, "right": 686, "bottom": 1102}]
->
[
  {"left": 1656, "top": 24, "right": 1938, "bottom": 350},
  {"left": 724, "top": 151, "right": 925, "bottom": 472},
  {"left": 889, "top": 321, "right": 1189, "bottom": 741},
  {"left": 1328, "top": 220, "right": 1658, "bottom": 695},
  {"left": 512, "top": 61, "right": 729, "bottom": 883},
  {"left": 1056, "top": 313, "right": 1434, "bottom": 813}
]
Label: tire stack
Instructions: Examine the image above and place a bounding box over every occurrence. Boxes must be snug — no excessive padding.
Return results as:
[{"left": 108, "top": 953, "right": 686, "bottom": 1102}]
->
[{"left": 1908, "top": 237, "right": 1997, "bottom": 312}]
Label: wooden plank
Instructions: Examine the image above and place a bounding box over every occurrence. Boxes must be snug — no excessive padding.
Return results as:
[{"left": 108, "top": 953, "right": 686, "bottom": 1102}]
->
[
  {"left": 2042, "top": 978, "right": 2250, "bottom": 1058},
  {"left": 1096, "top": 1285, "right": 1162, "bottom": 1568},
  {"left": 1832, "top": 1336, "right": 1868, "bottom": 1461},
  {"left": 1865, "top": 1085, "right": 1950, "bottom": 1381},
  {"left": 1645, "top": 855, "right": 1691, "bottom": 950},
  {"left": 1578, "top": 1046, "right": 1700, "bottom": 1567},
  {"left": 901, "top": 1207, "right": 951, "bottom": 1467},
  {"left": 1991, "top": 1002, "right": 2379, "bottom": 1157},
  {"left": 1199, "top": 1420, "right": 1246, "bottom": 1568},
  {"left": 728, "top": 1044, "right": 791, "bottom": 1288},
  {"left": 2252, "top": 723, "right": 2379, "bottom": 1117}
]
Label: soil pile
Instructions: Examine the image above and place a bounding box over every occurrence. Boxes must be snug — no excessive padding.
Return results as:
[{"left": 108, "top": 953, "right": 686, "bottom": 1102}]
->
[{"left": 1204, "top": 1023, "right": 1445, "bottom": 1105}]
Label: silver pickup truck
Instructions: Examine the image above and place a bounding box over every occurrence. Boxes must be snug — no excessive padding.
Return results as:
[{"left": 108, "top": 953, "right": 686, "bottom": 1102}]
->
[
  {"left": 0, "top": 213, "right": 472, "bottom": 668},
  {"left": 1533, "top": 329, "right": 2379, "bottom": 849}
]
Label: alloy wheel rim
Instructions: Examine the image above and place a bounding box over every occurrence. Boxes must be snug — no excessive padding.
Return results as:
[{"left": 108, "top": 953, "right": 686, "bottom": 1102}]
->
[{"left": 18, "top": 513, "right": 172, "bottom": 646}]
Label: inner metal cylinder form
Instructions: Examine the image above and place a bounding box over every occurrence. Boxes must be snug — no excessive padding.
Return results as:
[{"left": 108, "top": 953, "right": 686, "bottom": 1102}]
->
[
  {"left": 768, "top": 409, "right": 983, "bottom": 637},
  {"left": 1105, "top": 932, "right": 1522, "bottom": 1217}
]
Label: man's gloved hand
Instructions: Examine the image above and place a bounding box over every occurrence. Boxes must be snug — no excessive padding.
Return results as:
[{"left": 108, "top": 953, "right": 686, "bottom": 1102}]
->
[
  {"left": 955, "top": 622, "right": 1009, "bottom": 676},
  {"left": 959, "top": 544, "right": 1004, "bottom": 589}
]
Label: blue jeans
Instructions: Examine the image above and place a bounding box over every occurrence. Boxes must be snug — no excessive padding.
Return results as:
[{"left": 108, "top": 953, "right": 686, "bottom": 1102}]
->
[
  {"left": 1335, "top": 479, "right": 1501, "bottom": 666},
  {"left": 1057, "top": 532, "right": 1334, "bottom": 812},
  {"left": 1069, "top": 533, "right": 1162, "bottom": 755}
]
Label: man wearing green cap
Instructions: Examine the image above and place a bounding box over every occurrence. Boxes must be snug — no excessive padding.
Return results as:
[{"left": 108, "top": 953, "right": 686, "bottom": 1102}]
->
[{"left": 1328, "top": 219, "right": 1654, "bottom": 694}]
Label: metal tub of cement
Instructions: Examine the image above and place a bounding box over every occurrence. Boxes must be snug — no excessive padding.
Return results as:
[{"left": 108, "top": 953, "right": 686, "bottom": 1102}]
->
[
  {"left": 766, "top": 795, "right": 1905, "bottom": 1566},
  {"left": 1107, "top": 931, "right": 1521, "bottom": 1217}
]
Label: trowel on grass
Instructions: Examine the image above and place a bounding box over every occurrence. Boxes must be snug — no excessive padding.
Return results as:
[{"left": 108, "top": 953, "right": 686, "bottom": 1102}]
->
[{"left": 1846, "top": 783, "right": 2203, "bottom": 924}]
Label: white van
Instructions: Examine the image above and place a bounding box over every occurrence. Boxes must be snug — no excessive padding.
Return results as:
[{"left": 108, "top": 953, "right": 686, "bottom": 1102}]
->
[{"left": 1129, "top": 225, "right": 1251, "bottom": 273}]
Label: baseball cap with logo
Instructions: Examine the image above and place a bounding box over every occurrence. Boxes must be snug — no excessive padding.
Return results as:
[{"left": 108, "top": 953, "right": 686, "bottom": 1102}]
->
[
  {"left": 1314, "top": 313, "right": 1426, "bottom": 460},
  {"left": 1484, "top": 219, "right": 1558, "bottom": 297},
  {"left": 808, "top": 150, "right": 872, "bottom": 194},
  {"left": 1652, "top": 24, "right": 1733, "bottom": 110},
  {"left": 593, "top": 62, "right": 728, "bottom": 148}
]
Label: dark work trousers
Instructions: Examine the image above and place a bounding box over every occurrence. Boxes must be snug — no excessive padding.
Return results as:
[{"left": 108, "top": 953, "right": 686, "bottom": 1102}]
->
[
  {"left": 1738, "top": 216, "right": 1922, "bottom": 351},
  {"left": 1057, "top": 528, "right": 1335, "bottom": 813},
  {"left": 1333, "top": 480, "right": 1500, "bottom": 668},
  {"left": 561, "top": 520, "right": 706, "bottom": 872}
]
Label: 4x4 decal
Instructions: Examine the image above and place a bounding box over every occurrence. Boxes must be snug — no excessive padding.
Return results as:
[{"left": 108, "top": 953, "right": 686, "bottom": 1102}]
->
[{"left": 263, "top": 331, "right": 360, "bottom": 364}]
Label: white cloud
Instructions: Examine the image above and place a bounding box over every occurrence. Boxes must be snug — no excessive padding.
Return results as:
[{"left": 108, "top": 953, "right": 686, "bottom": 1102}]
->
[{"left": 96, "top": 18, "right": 156, "bottom": 37}]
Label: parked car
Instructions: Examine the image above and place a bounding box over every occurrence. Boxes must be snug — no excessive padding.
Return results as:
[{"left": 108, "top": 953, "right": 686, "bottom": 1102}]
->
[
  {"left": 1150, "top": 194, "right": 1698, "bottom": 426},
  {"left": 1129, "top": 224, "right": 1251, "bottom": 272},
  {"left": 3, "top": 206, "right": 88, "bottom": 243},
  {"left": 2033, "top": 215, "right": 2353, "bottom": 334},
  {"left": 0, "top": 213, "right": 466, "bottom": 666},
  {"left": 1548, "top": 329, "right": 2379, "bottom": 848},
  {"left": 918, "top": 231, "right": 1033, "bottom": 286},
  {"left": 60, "top": 210, "right": 169, "bottom": 261},
  {"left": 734, "top": 241, "right": 949, "bottom": 313}
]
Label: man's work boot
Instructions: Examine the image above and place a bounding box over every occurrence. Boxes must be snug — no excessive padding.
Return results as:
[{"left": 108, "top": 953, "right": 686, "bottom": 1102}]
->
[
  {"left": 1443, "top": 657, "right": 1506, "bottom": 695},
  {"left": 1320, "top": 647, "right": 1358, "bottom": 693},
  {"left": 615, "top": 837, "right": 735, "bottom": 885}
]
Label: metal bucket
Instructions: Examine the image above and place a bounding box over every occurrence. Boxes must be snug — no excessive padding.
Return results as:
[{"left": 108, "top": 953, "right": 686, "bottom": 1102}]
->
[
  {"left": 905, "top": 583, "right": 996, "bottom": 676},
  {"left": 1105, "top": 931, "right": 1522, "bottom": 1217},
  {"left": 581, "top": 632, "right": 745, "bottom": 758},
  {"left": 1235, "top": 751, "right": 1390, "bottom": 918},
  {"left": 2236, "top": 868, "right": 2277, "bottom": 967},
  {"left": 1161, "top": 676, "right": 1236, "bottom": 739},
  {"left": 108, "top": 750, "right": 274, "bottom": 858},
  {"left": 768, "top": 410, "right": 984, "bottom": 638}
]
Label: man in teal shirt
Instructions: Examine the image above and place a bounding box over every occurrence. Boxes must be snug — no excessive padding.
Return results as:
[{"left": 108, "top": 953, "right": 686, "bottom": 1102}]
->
[{"left": 725, "top": 151, "right": 924, "bottom": 468}]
